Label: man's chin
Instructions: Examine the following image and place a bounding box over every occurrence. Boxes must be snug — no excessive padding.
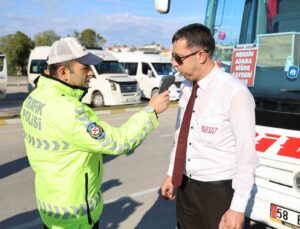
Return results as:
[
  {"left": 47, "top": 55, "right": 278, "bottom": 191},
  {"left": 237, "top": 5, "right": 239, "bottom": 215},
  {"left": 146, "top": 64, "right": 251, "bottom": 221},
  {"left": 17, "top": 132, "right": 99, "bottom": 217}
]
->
[
  {"left": 80, "top": 83, "right": 89, "bottom": 88},
  {"left": 183, "top": 75, "right": 191, "bottom": 80},
  {"left": 83, "top": 81, "right": 90, "bottom": 87}
]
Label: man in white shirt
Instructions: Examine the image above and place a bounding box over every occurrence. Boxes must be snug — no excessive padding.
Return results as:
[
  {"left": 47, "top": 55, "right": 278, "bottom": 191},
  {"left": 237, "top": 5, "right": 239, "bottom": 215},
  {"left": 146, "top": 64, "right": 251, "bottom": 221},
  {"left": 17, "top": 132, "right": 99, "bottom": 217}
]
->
[{"left": 161, "top": 23, "right": 259, "bottom": 229}]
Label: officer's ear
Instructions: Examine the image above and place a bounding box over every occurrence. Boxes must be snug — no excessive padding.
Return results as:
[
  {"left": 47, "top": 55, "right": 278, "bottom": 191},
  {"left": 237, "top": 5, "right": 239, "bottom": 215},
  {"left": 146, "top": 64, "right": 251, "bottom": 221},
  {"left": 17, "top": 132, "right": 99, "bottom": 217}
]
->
[{"left": 57, "top": 65, "right": 69, "bottom": 82}]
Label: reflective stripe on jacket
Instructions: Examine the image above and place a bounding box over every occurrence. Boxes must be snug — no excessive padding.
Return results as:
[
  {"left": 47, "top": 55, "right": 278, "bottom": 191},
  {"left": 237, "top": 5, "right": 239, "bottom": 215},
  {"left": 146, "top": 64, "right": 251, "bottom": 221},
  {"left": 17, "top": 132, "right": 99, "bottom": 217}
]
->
[{"left": 21, "top": 75, "right": 158, "bottom": 228}]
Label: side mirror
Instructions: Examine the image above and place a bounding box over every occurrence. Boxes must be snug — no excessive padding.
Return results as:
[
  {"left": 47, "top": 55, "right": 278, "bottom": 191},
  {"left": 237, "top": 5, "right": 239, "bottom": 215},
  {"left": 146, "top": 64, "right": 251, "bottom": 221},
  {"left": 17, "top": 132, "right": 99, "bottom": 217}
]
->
[
  {"left": 124, "top": 68, "right": 129, "bottom": 74},
  {"left": 147, "top": 70, "right": 154, "bottom": 77},
  {"left": 218, "top": 31, "right": 226, "bottom": 40},
  {"left": 154, "top": 0, "right": 171, "bottom": 14}
]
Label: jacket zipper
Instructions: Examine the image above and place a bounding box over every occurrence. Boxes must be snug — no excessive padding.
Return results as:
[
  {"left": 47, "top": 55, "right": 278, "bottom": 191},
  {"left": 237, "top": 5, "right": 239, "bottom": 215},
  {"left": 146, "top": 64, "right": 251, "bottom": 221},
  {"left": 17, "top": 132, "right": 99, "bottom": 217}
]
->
[{"left": 85, "top": 173, "right": 92, "bottom": 225}]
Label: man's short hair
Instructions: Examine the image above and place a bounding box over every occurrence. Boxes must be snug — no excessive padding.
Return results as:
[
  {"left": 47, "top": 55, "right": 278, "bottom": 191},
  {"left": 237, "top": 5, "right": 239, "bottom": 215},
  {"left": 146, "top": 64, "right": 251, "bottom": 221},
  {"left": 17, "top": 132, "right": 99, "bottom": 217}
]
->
[
  {"left": 172, "top": 23, "right": 215, "bottom": 57},
  {"left": 48, "top": 60, "right": 75, "bottom": 77}
]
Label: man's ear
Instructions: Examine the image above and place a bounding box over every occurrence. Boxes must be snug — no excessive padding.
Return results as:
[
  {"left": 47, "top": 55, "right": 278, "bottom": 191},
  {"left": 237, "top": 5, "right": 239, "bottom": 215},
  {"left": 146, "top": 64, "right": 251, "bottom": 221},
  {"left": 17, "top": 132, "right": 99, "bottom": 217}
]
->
[
  {"left": 197, "top": 51, "right": 208, "bottom": 64},
  {"left": 57, "top": 66, "right": 69, "bottom": 82}
]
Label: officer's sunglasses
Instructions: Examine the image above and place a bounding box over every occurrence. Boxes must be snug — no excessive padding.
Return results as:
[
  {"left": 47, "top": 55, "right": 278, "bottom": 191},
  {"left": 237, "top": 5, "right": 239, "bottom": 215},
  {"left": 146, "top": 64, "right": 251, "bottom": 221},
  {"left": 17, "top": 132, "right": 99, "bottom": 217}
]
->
[{"left": 172, "top": 50, "right": 208, "bottom": 65}]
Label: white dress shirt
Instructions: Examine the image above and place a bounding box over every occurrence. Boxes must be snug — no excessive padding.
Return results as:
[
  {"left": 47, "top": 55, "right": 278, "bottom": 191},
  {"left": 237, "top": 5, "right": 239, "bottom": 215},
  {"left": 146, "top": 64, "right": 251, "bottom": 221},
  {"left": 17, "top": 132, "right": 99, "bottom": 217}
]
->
[{"left": 167, "top": 65, "right": 259, "bottom": 213}]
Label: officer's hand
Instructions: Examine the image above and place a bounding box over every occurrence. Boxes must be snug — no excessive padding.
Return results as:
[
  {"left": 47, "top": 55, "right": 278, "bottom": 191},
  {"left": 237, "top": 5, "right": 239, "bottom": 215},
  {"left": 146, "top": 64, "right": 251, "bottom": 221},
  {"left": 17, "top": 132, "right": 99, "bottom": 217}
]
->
[
  {"left": 149, "top": 90, "right": 170, "bottom": 114},
  {"left": 161, "top": 176, "right": 175, "bottom": 200}
]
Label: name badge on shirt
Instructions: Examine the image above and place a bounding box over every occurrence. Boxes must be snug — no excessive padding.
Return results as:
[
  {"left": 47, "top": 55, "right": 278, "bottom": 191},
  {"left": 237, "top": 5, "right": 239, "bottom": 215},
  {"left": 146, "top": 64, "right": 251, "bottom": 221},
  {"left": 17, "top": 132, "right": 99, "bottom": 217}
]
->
[{"left": 201, "top": 125, "right": 218, "bottom": 134}]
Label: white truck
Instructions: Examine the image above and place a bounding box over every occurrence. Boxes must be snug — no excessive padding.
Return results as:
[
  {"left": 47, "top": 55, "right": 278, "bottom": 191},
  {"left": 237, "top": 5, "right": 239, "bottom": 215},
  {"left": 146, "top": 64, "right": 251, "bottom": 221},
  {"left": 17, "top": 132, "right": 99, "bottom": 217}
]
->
[
  {"left": 0, "top": 53, "right": 7, "bottom": 99},
  {"left": 155, "top": 0, "right": 300, "bottom": 228},
  {"left": 27, "top": 47, "right": 141, "bottom": 107},
  {"left": 112, "top": 51, "right": 184, "bottom": 101}
]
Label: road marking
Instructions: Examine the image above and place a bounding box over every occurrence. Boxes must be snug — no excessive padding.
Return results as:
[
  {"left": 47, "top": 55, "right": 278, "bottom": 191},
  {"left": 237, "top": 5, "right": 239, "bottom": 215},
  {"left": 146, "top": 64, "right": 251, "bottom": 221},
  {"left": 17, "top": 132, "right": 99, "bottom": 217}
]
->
[
  {"left": 105, "top": 186, "right": 160, "bottom": 204},
  {"left": 160, "top": 133, "right": 174, "bottom": 138},
  {"left": 0, "top": 128, "right": 23, "bottom": 134}
]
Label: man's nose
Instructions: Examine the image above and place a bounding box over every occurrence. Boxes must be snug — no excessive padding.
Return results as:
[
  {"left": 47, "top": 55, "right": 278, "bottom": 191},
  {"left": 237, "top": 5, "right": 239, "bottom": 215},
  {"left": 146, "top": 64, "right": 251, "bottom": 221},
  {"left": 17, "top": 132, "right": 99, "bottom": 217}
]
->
[
  {"left": 87, "top": 68, "right": 93, "bottom": 75},
  {"left": 171, "top": 58, "right": 178, "bottom": 67},
  {"left": 86, "top": 69, "right": 94, "bottom": 79}
]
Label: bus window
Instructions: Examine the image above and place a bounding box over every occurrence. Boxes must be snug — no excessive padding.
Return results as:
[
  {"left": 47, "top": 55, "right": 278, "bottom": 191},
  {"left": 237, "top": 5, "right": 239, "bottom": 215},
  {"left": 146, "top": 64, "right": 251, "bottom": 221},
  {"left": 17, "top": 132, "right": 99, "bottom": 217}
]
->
[
  {"left": 240, "top": 0, "right": 300, "bottom": 43},
  {"left": 214, "top": 0, "right": 245, "bottom": 45},
  {"left": 142, "top": 63, "right": 152, "bottom": 75},
  {"left": 30, "top": 60, "right": 47, "bottom": 74},
  {"left": 122, "top": 63, "right": 138, "bottom": 76},
  {"left": 0, "top": 57, "right": 4, "bottom": 72}
]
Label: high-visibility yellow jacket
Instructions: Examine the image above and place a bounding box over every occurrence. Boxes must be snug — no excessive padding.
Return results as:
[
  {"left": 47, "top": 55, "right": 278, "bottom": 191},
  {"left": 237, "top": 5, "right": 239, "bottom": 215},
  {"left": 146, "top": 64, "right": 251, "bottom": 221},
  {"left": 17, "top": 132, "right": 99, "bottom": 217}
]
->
[{"left": 21, "top": 75, "right": 158, "bottom": 228}]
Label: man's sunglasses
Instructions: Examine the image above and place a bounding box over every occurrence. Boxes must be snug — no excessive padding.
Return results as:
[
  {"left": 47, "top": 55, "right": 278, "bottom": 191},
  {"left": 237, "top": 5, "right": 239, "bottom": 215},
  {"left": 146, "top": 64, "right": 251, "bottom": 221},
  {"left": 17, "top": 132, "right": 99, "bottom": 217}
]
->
[{"left": 172, "top": 50, "right": 208, "bottom": 65}]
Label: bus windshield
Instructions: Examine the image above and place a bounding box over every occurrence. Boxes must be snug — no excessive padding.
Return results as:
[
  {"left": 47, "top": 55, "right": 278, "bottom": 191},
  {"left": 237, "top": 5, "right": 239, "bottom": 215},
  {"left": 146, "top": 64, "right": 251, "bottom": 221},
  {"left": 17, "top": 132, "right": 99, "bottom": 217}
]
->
[
  {"left": 152, "top": 63, "right": 175, "bottom": 75},
  {"left": 240, "top": 0, "right": 300, "bottom": 43}
]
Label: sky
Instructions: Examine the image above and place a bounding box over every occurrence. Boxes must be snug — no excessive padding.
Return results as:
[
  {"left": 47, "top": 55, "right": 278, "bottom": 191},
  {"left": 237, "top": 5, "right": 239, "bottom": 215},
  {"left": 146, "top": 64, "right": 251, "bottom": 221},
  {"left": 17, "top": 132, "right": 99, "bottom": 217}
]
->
[{"left": 0, "top": 0, "right": 208, "bottom": 48}]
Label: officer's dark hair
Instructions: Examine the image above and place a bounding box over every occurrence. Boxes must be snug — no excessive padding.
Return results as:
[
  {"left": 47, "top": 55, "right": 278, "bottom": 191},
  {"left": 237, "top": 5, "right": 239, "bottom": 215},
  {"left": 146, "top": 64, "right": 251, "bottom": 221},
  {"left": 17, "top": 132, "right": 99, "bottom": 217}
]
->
[
  {"left": 172, "top": 23, "right": 215, "bottom": 57},
  {"left": 48, "top": 60, "right": 75, "bottom": 77}
]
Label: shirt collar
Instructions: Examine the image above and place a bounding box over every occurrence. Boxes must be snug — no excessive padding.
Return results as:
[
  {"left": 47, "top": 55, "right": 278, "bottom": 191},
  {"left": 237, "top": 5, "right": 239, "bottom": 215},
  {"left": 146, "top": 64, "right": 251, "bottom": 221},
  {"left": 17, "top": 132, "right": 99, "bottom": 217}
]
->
[{"left": 197, "top": 64, "right": 219, "bottom": 90}]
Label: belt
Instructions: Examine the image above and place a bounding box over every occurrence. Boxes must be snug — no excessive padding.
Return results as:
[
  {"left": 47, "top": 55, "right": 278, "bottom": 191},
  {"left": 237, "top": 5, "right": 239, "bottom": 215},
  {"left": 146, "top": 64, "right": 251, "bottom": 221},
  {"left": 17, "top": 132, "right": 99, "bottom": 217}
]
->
[{"left": 182, "top": 175, "right": 232, "bottom": 186}]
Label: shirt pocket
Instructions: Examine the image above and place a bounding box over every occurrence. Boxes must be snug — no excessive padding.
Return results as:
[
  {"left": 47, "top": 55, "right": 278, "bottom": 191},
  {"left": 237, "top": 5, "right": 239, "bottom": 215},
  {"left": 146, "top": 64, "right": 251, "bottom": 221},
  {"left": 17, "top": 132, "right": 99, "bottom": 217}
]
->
[{"left": 196, "top": 116, "right": 223, "bottom": 145}]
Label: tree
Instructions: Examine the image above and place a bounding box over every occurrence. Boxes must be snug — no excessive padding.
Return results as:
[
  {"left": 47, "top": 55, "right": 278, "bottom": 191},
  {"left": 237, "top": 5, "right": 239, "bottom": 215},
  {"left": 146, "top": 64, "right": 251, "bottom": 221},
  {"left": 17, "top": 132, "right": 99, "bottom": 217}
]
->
[
  {"left": 0, "top": 31, "right": 33, "bottom": 75},
  {"left": 76, "top": 29, "right": 106, "bottom": 48},
  {"left": 214, "top": 44, "right": 234, "bottom": 61},
  {"left": 34, "top": 30, "right": 60, "bottom": 46}
]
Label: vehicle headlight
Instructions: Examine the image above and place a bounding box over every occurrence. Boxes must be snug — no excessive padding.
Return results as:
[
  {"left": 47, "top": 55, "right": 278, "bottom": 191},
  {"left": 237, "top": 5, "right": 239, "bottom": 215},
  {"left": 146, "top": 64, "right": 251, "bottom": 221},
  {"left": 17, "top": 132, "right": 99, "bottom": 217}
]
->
[
  {"left": 109, "top": 80, "right": 117, "bottom": 91},
  {"left": 294, "top": 171, "right": 300, "bottom": 192},
  {"left": 136, "top": 83, "right": 140, "bottom": 92}
]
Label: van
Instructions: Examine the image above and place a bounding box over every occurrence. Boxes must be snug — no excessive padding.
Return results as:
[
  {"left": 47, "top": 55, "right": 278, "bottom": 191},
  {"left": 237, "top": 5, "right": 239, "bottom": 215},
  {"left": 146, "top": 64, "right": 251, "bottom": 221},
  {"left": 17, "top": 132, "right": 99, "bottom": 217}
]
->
[
  {"left": 0, "top": 54, "right": 7, "bottom": 99},
  {"left": 112, "top": 51, "right": 183, "bottom": 101},
  {"left": 27, "top": 47, "right": 141, "bottom": 107},
  {"left": 27, "top": 46, "right": 49, "bottom": 91},
  {"left": 81, "top": 49, "right": 141, "bottom": 107}
]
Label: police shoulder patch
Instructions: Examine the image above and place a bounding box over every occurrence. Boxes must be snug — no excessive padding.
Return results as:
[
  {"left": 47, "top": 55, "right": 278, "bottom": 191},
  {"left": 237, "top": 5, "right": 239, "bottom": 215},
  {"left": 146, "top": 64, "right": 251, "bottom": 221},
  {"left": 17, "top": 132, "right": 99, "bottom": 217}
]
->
[{"left": 87, "top": 122, "right": 105, "bottom": 140}]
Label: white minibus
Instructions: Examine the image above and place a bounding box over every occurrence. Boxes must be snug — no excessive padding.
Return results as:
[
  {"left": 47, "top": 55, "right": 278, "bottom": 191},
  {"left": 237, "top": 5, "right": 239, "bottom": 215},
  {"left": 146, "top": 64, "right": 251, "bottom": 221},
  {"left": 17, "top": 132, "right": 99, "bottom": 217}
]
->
[{"left": 112, "top": 51, "right": 184, "bottom": 101}]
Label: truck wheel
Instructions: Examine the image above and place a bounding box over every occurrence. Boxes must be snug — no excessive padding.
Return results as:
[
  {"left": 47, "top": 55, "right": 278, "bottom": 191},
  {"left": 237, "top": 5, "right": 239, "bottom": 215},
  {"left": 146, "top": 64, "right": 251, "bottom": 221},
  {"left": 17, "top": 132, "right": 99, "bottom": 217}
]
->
[
  {"left": 91, "top": 91, "right": 104, "bottom": 107},
  {"left": 151, "top": 88, "right": 159, "bottom": 97}
]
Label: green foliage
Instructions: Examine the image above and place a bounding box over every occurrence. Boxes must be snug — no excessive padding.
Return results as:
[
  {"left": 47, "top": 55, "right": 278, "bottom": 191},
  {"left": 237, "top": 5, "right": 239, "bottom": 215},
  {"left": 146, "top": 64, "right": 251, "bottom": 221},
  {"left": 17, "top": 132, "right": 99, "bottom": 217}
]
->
[
  {"left": 0, "top": 28, "right": 107, "bottom": 76},
  {"left": 34, "top": 30, "right": 60, "bottom": 46},
  {"left": 214, "top": 45, "right": 234, "bottom": 61},
  {"left": 76, "top": 28, "right": 107, "bottom": 48},
  {"left": 0, "top": 31, "right": 34, "bottom": 75}
]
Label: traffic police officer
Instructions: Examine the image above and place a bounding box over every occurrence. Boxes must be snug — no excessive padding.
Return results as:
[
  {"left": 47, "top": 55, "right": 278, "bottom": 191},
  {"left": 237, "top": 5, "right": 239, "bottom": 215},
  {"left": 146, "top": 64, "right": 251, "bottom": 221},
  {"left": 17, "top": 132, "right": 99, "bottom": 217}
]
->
[{"left": 21, "top": 37, "right": 170, "bottom": 228}]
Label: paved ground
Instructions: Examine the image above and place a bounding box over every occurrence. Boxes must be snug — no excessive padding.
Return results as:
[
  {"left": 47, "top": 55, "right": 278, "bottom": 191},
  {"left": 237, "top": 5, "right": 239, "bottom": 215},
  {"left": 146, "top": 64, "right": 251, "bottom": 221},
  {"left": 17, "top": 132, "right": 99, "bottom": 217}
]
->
[
  {"left": 0, "top": 76, "right": 271, "bottom": 229},
  {"left": 0, "top": 76, "right": 153, "bottom": 121}
]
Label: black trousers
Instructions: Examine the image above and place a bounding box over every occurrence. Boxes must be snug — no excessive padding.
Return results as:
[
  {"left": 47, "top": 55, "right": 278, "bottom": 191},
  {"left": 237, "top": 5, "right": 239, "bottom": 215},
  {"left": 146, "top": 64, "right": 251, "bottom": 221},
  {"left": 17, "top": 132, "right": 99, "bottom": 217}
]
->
[
  {"left": 176, "top": 175, "right": 233, "bottom": 229},
  {"left": 43, "top": 220, "right": 99, "bottom": 229}
]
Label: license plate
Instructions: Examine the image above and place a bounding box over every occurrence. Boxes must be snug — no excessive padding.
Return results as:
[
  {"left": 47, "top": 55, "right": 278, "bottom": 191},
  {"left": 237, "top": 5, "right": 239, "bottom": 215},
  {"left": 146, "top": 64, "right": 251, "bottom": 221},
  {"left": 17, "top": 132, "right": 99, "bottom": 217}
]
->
[
  {"left": 125, "top": 98, "right": 136, "bottom": 103},
  {"left": 270, "top": 204, "right": 300, "bottom": 229}
]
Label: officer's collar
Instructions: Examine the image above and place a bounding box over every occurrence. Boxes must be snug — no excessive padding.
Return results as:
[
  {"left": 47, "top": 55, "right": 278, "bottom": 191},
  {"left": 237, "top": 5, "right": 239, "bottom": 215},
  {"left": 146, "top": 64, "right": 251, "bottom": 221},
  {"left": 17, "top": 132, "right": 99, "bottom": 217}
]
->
[{"left": 37, "top": 74, "right": 88, "bottom": 100}]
